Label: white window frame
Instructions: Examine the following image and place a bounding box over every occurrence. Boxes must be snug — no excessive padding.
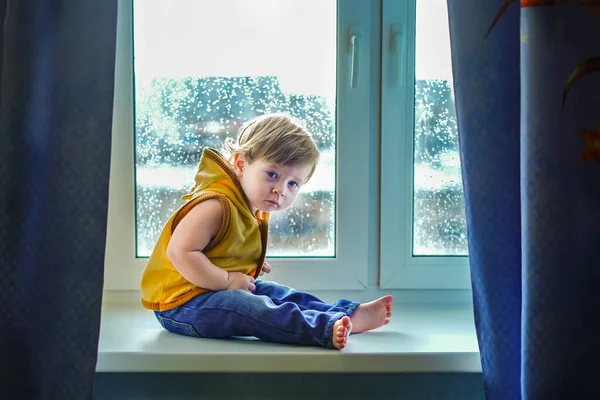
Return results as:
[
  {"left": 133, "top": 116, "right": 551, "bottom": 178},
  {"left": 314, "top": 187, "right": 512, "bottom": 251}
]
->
[
  {"left": 104, "top": 0, "right": 379, "bottom": 291},
  {"left": 379, "top": 0, "right": 471, "bottom": 289}
]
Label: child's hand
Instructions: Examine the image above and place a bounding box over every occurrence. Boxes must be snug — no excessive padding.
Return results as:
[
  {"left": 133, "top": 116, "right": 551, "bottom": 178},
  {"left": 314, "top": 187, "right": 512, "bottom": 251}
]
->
[
  {"left": 226, "top": 272, "right": 256, "bottom": 292},
  {"left": 260, "top": 261, "right": 272, "bottom": 276}
]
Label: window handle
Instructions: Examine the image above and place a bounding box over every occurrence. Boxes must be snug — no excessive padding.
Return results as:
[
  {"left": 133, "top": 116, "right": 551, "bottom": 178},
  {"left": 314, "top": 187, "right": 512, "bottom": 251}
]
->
[
  {"left": 389, "top": 23, "right": 405, "bottom": 87},
  {"left": 348, "top": 28, "right": 359, "bottom": 89}
]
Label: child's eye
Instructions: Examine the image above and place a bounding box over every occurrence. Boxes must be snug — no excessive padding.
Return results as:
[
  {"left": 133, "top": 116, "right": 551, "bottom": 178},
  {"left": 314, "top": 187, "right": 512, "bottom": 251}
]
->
[
  {"left": 288, "top": 181, "right": 299, "bottom": 188},
  {"left": 267, "top": 171, "right": 278, "bottom": 179}
]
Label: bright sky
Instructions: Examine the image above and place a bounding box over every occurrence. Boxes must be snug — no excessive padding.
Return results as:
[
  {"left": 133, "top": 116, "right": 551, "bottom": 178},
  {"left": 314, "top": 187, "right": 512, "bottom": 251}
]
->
[
  {"left": 133, "top": 0, "right": 336, "bottom": 100},
  {"left": 133, "top": 0, "right": 453, "bottom": 100},
  {"left": 416, "top": 0, "right": 453, "bottom": 81}
]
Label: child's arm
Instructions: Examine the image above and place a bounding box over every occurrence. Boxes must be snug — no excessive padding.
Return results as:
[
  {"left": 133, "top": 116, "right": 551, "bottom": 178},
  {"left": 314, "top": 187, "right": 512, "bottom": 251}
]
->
[{"left": 167, "top": 198, "right": 255, "bottom": 291}]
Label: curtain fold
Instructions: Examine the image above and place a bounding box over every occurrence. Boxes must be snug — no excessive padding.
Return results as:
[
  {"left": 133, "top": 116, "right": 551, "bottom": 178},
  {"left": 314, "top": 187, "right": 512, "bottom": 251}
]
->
[
  {"left": 0, "top": 1, "right": 118, "bottom": 399},
  {"left": 448, "top": 1, "right": 600, "bottom": 398}
]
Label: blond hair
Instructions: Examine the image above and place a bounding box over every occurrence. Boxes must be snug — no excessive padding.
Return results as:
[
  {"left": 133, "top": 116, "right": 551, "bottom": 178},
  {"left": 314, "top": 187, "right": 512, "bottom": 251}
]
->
[{"left": 225, "top": 113, "right": 320, "bottom": 182}]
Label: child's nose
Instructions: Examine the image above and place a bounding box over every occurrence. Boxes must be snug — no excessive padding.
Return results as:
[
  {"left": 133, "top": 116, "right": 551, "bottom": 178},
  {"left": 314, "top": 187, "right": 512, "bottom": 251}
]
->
[{"left": 272, "top": 186, "right": 285, "bottom": 196}]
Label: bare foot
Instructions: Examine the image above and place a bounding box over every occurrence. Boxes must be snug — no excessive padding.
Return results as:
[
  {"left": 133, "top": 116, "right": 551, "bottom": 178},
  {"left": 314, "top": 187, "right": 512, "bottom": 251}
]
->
[
  {"left": 350, "top": 295, "right": 394, "bottom": 333},
  {"left": 332, "top": 316, "right": 352, "bottom": 350}
]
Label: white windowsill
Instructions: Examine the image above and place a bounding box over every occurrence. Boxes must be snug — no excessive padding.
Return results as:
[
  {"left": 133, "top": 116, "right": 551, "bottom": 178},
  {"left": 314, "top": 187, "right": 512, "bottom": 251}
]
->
[{"left": 97, "top": 295, "right": 481, "bottom": 373}]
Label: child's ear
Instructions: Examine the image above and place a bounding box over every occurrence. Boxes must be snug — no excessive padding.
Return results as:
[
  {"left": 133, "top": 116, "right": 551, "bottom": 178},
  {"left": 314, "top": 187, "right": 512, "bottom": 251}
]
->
[{"left": 233, "top": 154, "right": 246, "bottom": 177}]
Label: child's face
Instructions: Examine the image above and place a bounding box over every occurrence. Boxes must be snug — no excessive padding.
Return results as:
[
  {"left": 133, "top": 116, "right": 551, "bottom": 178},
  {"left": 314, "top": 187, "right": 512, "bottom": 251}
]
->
[{"left": 233, "top": 154, "right": 312, "bottom": 214}]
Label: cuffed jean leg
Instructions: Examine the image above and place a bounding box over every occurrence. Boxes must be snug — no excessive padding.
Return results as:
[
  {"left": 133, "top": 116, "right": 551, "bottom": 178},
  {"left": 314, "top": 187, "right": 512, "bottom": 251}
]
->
[
  {"left": 155, "top": 288, "right": 349, "bottom": 349},
  {"left": 252, "top": 280, "right": 360, "bottom": 316}
]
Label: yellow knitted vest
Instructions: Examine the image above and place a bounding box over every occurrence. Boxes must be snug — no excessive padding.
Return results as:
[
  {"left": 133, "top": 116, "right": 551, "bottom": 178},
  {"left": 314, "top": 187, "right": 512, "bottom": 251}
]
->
[{"left": 140, "top": 148, "right": 269, "bottom": 311}]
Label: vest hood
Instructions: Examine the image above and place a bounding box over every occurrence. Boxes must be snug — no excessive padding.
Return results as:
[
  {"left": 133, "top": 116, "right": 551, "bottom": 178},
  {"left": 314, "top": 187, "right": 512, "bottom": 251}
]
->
[{"left": 181, "top": 147, "right": 269, "bottom": 222}]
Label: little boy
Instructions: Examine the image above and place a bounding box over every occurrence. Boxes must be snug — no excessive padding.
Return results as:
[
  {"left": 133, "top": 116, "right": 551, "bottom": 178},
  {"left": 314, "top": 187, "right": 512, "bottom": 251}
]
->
[{"left": 140, "top": 113, "right": 392, "bottom": 349}]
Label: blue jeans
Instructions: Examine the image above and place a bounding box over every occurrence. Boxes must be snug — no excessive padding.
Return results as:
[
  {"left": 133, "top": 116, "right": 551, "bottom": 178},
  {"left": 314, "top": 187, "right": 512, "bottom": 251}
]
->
[{"left": 154, "top": 280, "right": 360, "bottom": 349}]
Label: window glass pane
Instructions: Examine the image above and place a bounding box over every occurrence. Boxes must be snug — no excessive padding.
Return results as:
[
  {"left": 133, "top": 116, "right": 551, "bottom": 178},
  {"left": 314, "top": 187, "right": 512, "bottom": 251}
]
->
[
  {"left": 133, "top": 0, "right": 337, "bottom": 257},
  {"left": 413, "top": 0, "right": 467, "bottom": 256}
]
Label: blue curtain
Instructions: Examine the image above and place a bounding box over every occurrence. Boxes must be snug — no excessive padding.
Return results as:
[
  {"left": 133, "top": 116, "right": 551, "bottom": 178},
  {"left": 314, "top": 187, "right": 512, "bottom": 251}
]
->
[
  {"left": 447, "top": 1, "right": 600, "bottom": 398},
  {"left": 0, "top": 1, "right": 117, "bottom": 399}
]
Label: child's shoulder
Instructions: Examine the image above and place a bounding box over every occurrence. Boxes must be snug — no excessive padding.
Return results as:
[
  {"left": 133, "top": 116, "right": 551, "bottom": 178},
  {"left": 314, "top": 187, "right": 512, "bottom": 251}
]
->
[{"left": 172, "top": 193, "right": 228, "bottom": 233}]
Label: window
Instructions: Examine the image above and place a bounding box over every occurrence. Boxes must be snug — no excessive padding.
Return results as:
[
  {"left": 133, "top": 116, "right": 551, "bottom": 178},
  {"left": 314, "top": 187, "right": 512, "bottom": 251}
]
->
[
  {"left": 380, "top": 0, "right": 470, "bottom": 289},
  {"left": 133, "top": 0, "right": 337, "bottom": 258},
  {"left": 105, "top": 0, "right": 469, "bottom": 292},
  {"left": 105, "top": 0, "right": 375, "bottom": 290},
  {"left": 412, "top": 0, "right": 466, "bottom": 256}
]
